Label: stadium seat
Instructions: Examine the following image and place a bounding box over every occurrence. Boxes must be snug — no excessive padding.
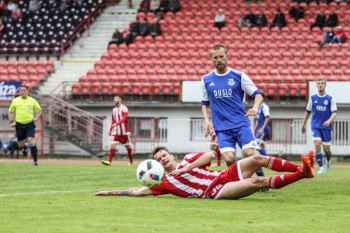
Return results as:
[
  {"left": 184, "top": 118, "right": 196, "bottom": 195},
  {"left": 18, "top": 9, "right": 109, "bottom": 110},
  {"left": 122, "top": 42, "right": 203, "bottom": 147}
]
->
[
  {"left": 289, "top": 83, "right": 299, "bottom": 97},
  {"left": 92, "top": 82, "right": 101, "bottom": 95}
]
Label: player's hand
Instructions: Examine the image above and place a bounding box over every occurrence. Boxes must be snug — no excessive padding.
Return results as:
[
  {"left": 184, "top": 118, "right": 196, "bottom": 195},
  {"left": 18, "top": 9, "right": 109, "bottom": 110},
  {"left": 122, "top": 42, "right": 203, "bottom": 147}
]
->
[
  {"left": 169, "top": 167, "right": 189, "bottom": 176},
  {"left": 33, "top": 117, "right": 38, "bottom": 122},
  {"left": 245, "top": 108, "right": 258, "bottom": 117},
  {"left": 259, "top": 131, "right": 263, "bottom": 137},
  {"left": 10, "top": 122, "right": 16, "bottom": 128},
  {"left": 323, "top": 121, "right": 330, "bottom": 127},
  {"left": 301, "top": 125, "right": 306, "bottom": 134}
]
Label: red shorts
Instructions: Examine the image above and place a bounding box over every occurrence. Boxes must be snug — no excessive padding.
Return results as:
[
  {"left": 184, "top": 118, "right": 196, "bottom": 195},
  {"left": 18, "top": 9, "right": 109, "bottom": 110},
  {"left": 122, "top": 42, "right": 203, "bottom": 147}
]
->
[
  {"left": 203, "top": 161, "right": 243, "bottom": 199},
  {"left": 111, "top": 134, "right": 130, "bottom": 144}
]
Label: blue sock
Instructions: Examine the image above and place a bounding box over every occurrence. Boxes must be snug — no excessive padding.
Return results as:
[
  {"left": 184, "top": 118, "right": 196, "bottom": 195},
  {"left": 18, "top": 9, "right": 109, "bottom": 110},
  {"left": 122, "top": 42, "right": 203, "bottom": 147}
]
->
[
  {"left": 316, "top": 152, "right": 323, "bottom": 167},
  {"left": 259, "top": 148, "right": 267, "bottom": 156},
  {"left": 256, "top": 168, "right": 265, "bottom": 177},
  {"left": 326, "top": 152, "right": 332, "bottom": 162}
]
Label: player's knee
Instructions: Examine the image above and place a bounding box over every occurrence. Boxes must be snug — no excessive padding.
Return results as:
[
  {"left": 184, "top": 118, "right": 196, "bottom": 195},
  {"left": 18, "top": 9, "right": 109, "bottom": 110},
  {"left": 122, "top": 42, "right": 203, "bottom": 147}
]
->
[
  {"left": 27, "top": 138, "right": 35, "bottom": 146},
  {"left": 251, "top": 154, "right": 265, "bottom": 166},
  {"left": 251, "top": 177, "right": 266, "bottom": 188}
]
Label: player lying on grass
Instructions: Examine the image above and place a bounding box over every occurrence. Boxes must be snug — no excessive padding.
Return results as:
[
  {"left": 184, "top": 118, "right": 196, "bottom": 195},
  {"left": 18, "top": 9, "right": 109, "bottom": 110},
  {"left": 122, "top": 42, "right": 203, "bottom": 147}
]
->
[{"left": 95, "top": 147, "right": 315, "bottom": 199}]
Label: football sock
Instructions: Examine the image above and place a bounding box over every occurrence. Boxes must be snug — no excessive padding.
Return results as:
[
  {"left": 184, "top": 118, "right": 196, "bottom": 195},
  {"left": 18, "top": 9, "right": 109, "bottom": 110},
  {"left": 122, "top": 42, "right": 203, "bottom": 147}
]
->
[
  {"left": 316, "top": 152, "right": 323, "bottom": 167},
  {"left": 259, "top": 148, "right": 267, "bottom": 156},
  {"left": 30, "top": 146, "right": 38, "bottom": 163},
  {"left": 256, "top": 167, "right": 265, "bottom": 177},
  {"left": 269, "top": 170, "right": 305, "bottom": 189},
  {"left": 214, "top": 147, "right": 221, "bottom": 165},
  {"left": 267, "top": 156, "right": 299, "bottom": 172},
  {"left": 127, "top": 147, "right": 133, "bottom": 164},
  {"left": 325, "top": 152, "right": 332, "bottom": 162},
  {"left": 108, "top": 149, "right": 116, "bottom": 162}
]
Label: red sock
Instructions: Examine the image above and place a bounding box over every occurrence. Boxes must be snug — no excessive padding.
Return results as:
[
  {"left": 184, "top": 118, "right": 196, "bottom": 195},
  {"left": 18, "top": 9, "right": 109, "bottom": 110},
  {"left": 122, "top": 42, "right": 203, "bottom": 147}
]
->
[
  {"left": 127, "top": 147, "right": 133, "bottom": 164},
  {"left": 269, "top": 170, "right": 306, "bottom": 189},
  {"left": 215, "top": 147, "right": 221, "bottom": 165},
  {"left": 108, "top": 149, "right": 115, "bottom": 162},
  {"left": 267, "top": 156, "right": 300, "bottom": 172}
]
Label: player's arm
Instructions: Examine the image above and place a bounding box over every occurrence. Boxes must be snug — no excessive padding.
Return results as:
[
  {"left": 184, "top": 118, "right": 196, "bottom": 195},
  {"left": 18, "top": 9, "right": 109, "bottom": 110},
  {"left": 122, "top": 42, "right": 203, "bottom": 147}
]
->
[
  {"left": 202, "top": 105, "right": 213, "bottom": 136},
  {"left": 301, "top": 111, "right": 311, "bottom": 134},
  {"left": 94, "top": 187, "right": 153, "bottom": 197},
  {"left": 116, "top": 112, "right": 128, "bottom": 125},
  {"left": 246, "top": 93, "right": 263, "bottom": 116},
  {"left": 169, "top": 152, "right": 215, "bottom": 176},
  {"left": 9, "top": 111, "right": 16, "bottom": 127},
  {"left": 260, "top": 117, "right": 270, "bottom": 135},
  {"left": 33, "top": 110, "right": 42, "bottom": 122},
  {"left": 323, "top": 112, "right": 337, "bottom": 127}
]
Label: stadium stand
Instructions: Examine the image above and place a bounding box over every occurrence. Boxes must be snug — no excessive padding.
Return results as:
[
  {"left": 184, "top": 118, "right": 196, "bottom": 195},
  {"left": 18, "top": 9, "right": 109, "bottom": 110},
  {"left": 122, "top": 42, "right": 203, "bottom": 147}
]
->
[
  {"left": 0, "top": 0, "right": 105, "bottom": 58},
  {"left": 69, "top": 0, "right": 350, "bottom": 101}
]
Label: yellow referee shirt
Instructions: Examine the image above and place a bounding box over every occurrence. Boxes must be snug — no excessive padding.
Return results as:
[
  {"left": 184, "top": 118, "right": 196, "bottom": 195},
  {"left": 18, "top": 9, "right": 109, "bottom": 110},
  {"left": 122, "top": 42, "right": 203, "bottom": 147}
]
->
[{"left": 8, "top": 96, "right": 42, "bottom": 124}]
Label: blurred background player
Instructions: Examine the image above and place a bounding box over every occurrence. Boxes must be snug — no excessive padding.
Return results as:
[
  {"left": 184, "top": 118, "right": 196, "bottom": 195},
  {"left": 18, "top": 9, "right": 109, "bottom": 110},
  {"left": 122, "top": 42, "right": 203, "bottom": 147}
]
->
[
  {"left": 102, "top": 96, "right": 133, "bottom": 166},
  {"left": 8, "top": 85, "right": 41, "bottom": 166},
  {"left": 209, "top": 132, "right": 221, "bottom": 166},
  {"left": 301, "top": 77, "right": 337, "bottom": 174},
  {"left": 253, "top": 100, "right": 271, "bottom": 192},
  {"left": 254, "top": 99, "right": 271, "bottom": 158}
]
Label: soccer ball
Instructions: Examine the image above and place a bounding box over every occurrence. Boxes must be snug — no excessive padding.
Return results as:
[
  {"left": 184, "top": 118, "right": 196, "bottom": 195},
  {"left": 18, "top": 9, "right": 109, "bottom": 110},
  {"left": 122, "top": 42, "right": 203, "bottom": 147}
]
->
[{"left": 136, "top": 159, "right": 165, "bottom": 187}]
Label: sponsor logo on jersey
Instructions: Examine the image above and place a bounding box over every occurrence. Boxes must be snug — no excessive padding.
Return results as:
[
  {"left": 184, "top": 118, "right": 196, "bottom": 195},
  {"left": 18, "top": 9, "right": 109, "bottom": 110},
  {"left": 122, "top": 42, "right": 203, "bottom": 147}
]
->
[
  {"left": 213, "top": 89, "right": 233, "bottom": 98},
  {"left": 228, "top": 78, "right": 235, "bottom": 86}
]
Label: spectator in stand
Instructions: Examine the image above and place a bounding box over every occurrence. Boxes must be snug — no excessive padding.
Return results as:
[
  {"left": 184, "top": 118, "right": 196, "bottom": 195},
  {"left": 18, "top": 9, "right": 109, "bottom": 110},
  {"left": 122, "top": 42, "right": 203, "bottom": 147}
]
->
[
  {"left": 108, "top": 29, "right": 124, "bottom": 48},
  {"left": 270, "top": 7, "right": 287, "bottom": 29},
  {"left": 10, "top": 2, "right": 21, "bottom": 19},
  {"left": 319, "top": 28, "right": 334, "bottom": 48},
  {"left": 5, "top": 0, "right": 15, "bottom": 17},
  {"left": 0, "top": 0, "right": 7, "bottom": 17},
  {"left": 150, "top": 0, "right": 160, "bottom": 13},
  {"left": 325, "top": 10, "right": 338, "bottom": 28},
  {"left": 153, "top": 11, "right": 164, "bottom": 21},
  {"left": 168, "top": 0, "right": 181, "bottom": 13},
  {"left": 150, "top": 19, "right": 161, "bottom": 37},
  {"left": 214, "top": 8, "right": 226, "bottom": 30},
  {"left": 28, "top": 0, "right": 41, "bottom": 14},
  {"left": 237, "top": 9, "right": 255, "bottom": 28},
  {"left": 158, "top": 0, "right": 169, "bottom": 13},
  {"left": 0, "top": 18, "right": 4, "bottom": 36},
  {"left": 289, "top": 2, "right": 304, "bottom": 22},
  {"left": 139, "top": 0, "right": 150, "bottom": 13},
  {"left": 329, "top": 26, "right": 346, "bottom": 47},
  {"left": 254, "top": 9, "right": 267, "bottom": 28},
  {"left": 124, "top": 30, "right": 134, "bottom": 46},
  {"left": 139, "top": 17, "right": 151, "bottom": 36},
  {"left": 130, "top": 17, "right": 140, "bottom": 37},
  {"left": 310, "top": 10, "right": 326, "bottom": 30}
]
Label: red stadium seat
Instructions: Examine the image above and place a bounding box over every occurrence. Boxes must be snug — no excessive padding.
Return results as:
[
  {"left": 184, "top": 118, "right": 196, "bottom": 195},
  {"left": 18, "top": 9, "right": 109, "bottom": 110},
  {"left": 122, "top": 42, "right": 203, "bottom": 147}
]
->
[{"left": 72, "top": 83, "right": 81, "bottom": 95}]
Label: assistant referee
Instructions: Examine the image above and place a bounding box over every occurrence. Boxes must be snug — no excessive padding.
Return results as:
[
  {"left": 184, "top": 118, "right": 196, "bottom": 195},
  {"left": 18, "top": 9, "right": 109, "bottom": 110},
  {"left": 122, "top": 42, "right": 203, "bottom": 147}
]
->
[{"left": 8, "top": 85, "right": 42, "bottom": 166}]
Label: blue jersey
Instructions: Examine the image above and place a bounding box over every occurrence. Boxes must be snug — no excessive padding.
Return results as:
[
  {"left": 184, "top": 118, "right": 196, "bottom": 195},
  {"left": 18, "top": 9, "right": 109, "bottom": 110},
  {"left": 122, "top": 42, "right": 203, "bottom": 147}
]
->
[
  {"left": 256, "top": 103, "right": 270, "bottom": 134},
  {"left": 201, "top": 68, "right": 261, "bottom": 131},
  {"left": 306, "top": 93, "right": 337, "bottom": 130}
]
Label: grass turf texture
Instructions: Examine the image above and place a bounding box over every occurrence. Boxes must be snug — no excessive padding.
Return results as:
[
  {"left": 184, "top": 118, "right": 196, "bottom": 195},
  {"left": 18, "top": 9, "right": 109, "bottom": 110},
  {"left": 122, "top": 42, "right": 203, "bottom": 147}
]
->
[{"left": 1, "top": 161, "right": 350, "bottom": 233}]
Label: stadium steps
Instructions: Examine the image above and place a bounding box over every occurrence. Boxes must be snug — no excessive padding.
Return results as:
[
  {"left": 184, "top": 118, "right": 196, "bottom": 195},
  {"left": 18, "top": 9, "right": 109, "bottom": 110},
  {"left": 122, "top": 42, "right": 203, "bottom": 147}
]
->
[
  {"left": 37, "top": 2, "right": 139, "bottom": 96},
  {"left": 32, "top": 93, "right": 104, "bottom": 156}
]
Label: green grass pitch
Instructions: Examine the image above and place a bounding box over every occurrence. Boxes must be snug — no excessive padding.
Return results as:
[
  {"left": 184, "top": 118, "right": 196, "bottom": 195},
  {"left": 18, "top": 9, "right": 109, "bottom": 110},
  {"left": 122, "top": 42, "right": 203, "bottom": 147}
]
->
[{"left": 1, "top": 160, "right": 350, "bottom": 233}]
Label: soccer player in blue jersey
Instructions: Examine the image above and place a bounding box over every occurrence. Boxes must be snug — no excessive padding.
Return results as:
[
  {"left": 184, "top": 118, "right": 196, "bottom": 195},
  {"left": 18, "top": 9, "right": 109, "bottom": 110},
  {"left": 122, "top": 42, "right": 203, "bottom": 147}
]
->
[
  {"left": 301, "top": 77, "right": 337, "bottom": 174},
  {"left": 253, "top": 100, "right": 271, "bottom": 158},
  {"left": 201, "top": 44, "right": 263, "bottom": 166}
]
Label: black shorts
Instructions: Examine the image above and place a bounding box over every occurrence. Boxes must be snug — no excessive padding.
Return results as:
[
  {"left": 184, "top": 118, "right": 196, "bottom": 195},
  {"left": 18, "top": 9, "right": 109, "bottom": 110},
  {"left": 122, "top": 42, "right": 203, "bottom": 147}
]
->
[{"left": 15, "top": 122, "right": 36, "bottom": 141}]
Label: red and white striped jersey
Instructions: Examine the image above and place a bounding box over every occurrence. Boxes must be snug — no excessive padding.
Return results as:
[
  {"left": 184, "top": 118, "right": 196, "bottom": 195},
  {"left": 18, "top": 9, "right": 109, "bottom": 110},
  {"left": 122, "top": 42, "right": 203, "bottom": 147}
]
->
[
  {"left": 150, "top": 152, "right": 223, "bottom": 198},
  {"left": 111, "top": 104, "right": 130, "bottom": 136}
]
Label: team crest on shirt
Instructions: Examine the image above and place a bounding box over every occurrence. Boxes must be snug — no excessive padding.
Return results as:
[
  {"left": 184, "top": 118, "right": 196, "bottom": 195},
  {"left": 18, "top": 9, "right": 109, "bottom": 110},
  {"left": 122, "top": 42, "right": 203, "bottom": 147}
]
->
[
  {"left": 228, "top": 78, "right": 235, "bottom": 86},
  {"left": 324, "top": 100, "right": 329, "bottom": 105}
]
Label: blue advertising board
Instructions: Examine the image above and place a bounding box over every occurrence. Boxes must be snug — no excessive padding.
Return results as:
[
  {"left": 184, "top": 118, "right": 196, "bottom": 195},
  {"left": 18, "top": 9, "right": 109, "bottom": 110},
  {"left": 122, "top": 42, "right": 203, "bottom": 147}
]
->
[{"left": 0, "top": 81, "right": 22, "bottom": 100}]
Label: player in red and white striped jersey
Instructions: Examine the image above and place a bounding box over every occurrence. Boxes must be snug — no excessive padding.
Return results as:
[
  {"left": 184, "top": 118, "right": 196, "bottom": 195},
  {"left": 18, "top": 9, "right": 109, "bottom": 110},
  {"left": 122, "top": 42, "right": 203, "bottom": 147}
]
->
[
  {"left": 101, "top": 96, "right": 133, "bottom": 166},
  {"left": 95, "top": 147, "right": 315, "bottom": 199}
]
